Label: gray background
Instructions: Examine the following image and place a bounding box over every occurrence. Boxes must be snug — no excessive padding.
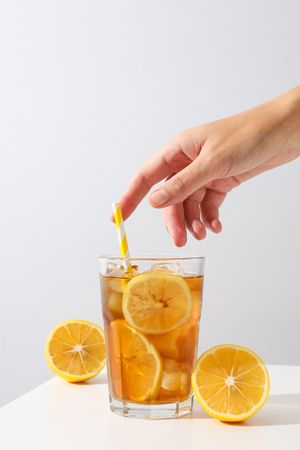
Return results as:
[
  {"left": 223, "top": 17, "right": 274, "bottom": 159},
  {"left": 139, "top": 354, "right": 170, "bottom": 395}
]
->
[{"left": 0, "top": 0, "right": 299, "bottom": 407}]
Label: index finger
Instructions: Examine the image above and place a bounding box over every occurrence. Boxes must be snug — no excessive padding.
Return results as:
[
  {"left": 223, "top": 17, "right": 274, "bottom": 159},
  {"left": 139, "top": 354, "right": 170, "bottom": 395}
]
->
[{"left": 116, "top": 151, "right": 171, "bottom": 220}]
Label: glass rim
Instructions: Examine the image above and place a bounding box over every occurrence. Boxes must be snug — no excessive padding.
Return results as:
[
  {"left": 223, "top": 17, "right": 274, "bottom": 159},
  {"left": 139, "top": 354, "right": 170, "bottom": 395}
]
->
[{"left": 99, "top": 254, "right": 205, "bottom": 261}]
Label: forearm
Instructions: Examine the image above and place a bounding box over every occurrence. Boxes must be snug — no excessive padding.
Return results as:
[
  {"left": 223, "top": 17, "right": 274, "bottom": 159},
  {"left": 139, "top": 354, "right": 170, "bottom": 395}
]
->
[
  {"left": 267, "top": 85, "right": 300, "bottom": 156},
  {"left": 234, "top": 86, "right": 300, "bottom": 183}
]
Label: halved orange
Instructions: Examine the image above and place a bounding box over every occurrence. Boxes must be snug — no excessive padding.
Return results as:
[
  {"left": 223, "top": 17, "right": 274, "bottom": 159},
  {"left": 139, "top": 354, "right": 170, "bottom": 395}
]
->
[
  {"left": 45, "top": 320, "right": 106, "bottom": 382},
  {"left": 192, "top": 344, "right": 270, "bottom": 422},
  {"left": 109, "top": 320, "right": 162, "bottom": 402},
  {"left": 123, "top": 272, "right": 192, "bottom": 334}
]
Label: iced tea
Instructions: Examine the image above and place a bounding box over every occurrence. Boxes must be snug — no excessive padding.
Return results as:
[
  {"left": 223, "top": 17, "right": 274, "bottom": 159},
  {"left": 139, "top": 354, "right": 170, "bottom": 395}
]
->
[{"left": 100, "top": 257, "right": 204, "bottom": 418}]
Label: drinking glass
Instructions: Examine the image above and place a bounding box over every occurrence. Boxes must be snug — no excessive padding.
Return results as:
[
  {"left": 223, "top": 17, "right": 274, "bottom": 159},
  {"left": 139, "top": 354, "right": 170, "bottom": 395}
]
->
[{"left": 99, "top": 256, "right": 205, "bottom": 419}]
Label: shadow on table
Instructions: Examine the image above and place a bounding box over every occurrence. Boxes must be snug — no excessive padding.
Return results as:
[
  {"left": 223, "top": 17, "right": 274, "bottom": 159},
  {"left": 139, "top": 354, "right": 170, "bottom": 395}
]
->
[
  {"left": 80, "top": 373, "right": 108, "bottom": 385},
  {"left": 190, "top": 406, "right": 211, "bottom": 419},
  {"left": 225, "top": 393, "right": 300, "bottom": 427}
]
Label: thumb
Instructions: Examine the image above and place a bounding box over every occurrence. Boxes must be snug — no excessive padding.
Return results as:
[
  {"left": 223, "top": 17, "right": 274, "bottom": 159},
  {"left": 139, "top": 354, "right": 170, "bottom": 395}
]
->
[{"left": 149, "top": 154, "right": 216, "bottom": 208}]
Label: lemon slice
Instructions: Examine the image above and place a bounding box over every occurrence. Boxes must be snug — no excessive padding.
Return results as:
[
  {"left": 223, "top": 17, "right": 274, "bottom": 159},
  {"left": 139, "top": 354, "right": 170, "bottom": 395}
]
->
[
  {"left": 123, "top": 272, "right": 192, "bottom": 334},
  {"left": 45, "top": 320, "right": 106, "bottom": 382},
  {"left": 109, "top": 320, "right": 162, "bottom": 402},
  {"left": 192, "top": 344, "right": 270, "bottom": 422}
]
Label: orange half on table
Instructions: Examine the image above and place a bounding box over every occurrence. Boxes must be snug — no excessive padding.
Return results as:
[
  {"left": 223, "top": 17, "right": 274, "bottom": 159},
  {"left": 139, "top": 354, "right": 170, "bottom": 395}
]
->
[
  {"left": 45, "top": 319, "right": 106, "bottom": 382},
  {"left": 192, "top": 344, "right": 270, "bottom": 422}
]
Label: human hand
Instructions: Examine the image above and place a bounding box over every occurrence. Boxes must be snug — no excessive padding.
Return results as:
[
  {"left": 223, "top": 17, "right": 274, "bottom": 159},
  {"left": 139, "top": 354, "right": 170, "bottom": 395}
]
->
[{"left": 117, "top": 87, "right": 300, "bottom": 246}]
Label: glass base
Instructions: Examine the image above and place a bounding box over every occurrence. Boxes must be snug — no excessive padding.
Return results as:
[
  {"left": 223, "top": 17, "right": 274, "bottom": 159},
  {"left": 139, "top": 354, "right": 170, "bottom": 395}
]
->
[{"left": 109, "top": 394, "right": 193, "bottom": 419}]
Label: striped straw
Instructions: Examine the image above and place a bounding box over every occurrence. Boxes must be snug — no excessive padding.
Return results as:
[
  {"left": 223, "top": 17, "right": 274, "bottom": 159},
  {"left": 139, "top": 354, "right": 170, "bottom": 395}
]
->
[{"left": 112, "top": 202, "right": 131, "bottom": 270}]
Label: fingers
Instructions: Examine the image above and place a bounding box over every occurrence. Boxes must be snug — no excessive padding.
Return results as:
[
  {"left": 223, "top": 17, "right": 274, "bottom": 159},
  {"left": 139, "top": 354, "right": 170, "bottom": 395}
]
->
[
  {"left": 149, "top": 150, "right": 221, "bottom": 209},
  {"left": 149, "top": 158, "right": 200, "bottom": 208},
  {"left": 163, "top": 203, "right": 187, "bottom": 247},
  {"left": 162, "top": 187, "right": 226, "bottom": 244},
  {"left": 200, "top": 189, "right": 225, "bottom": 233},
  {"left": 183, "top": 192, "right": 206, "bottom": 240},
  {"left": 116, "top": 138, "right": 194, "bottom": 221},
  {"left": 117, "top": 151, "right": 171, "bottom": 220}
]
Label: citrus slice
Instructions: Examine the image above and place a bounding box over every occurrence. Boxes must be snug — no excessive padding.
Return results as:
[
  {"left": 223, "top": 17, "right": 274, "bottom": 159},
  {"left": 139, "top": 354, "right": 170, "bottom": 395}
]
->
[
  {"left": 192, "top": 344, "right": 270, "bottom": 422},
  {"left": 45, "top": 319, "right": 106, "bottom": 382},
  {"left": 109, "top": 320, "right": 162, "bottom": 402},
  {"left": 123, "top": 272, "right": 192, "bottom": 334}
]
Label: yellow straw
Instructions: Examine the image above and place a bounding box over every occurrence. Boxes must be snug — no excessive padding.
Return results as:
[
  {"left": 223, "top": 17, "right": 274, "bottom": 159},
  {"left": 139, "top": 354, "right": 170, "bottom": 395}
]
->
[{"left": 112, "top": 202, "right": 131, "bottom": 270}]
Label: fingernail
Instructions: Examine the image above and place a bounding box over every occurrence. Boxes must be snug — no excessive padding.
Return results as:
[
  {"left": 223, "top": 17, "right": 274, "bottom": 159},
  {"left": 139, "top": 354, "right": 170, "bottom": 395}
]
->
[
  {"left": 175, "top": 232, "right": 187, "bottom": 247},
  {"left": 150, "top": 189, "right": 169, "bottom": 207},
  {"left": 211, "top": 219, "right": 222, "bottom": 232},
  {"left": 192, "top": 220, "right": 201, "bottom": 234},
  {"left": 192, "top": 220, "right": 203, "bottom": 238}
]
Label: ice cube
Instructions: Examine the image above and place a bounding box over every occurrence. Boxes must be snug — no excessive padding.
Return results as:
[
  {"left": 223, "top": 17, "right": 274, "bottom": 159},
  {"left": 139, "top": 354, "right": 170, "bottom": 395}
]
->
[
  {"left": 161, "top": 358, "right": 190, "bottom": 393},
  {"left": 107, "top": 292, "right": 123, "bottom": 315},
  {"left": 105, "top": 263, "right": 125, "bottom": 277},
  {"left": 109, "top": 278, "right": 126, "bottom": 293},
  {"left": 106, "top": 262, "right": 139, "bottom": 277},
  {"left": 150, "top": 263, "right": 185, "bottom": 276}
]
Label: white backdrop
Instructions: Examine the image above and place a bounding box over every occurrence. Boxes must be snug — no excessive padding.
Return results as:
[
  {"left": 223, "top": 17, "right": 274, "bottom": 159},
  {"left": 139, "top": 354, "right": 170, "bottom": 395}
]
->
[{"left": 1, "top": 0, "right": 300, "bottom": 407}]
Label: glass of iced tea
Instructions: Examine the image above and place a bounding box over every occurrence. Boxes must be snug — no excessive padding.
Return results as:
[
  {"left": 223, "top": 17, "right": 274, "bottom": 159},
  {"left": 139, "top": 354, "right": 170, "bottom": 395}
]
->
[{"left": 99, "top": 256, "right": 205, "bottom": 419}]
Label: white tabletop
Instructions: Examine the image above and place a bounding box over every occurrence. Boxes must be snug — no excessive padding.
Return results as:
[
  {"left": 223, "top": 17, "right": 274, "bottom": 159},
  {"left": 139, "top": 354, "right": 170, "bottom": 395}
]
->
[{"left": 1, "top": 365, "right": 300, "bottom": 450}]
